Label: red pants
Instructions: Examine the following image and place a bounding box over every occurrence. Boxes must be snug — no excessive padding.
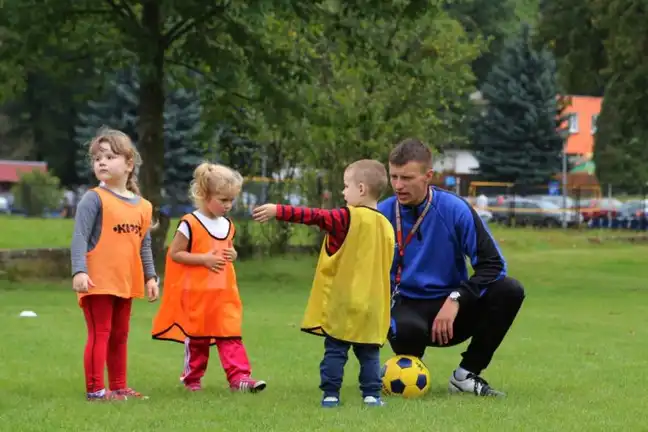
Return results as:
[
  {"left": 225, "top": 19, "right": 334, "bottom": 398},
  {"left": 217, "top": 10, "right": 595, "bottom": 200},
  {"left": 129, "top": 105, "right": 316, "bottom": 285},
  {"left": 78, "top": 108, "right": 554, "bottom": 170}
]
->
[
  {"left": 181, "top": 337, "right": 252, "bottom": 386},
  {"left": 82, "top": 295, "right": 132, "bottom": 393}
]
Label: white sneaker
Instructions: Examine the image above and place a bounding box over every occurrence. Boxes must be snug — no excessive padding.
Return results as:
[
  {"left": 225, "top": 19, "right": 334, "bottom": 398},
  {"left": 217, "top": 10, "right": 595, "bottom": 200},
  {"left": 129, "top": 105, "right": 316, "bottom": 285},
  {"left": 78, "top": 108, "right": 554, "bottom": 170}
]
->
[
  {"left": 363, "top": 396, "right": 385, "bottom": 406},
  {"left": 449, "top": 371, "right": 506, "bottom": 397},
  {"left": 321, "top": 396, "right": 340, "bottom": 408}
]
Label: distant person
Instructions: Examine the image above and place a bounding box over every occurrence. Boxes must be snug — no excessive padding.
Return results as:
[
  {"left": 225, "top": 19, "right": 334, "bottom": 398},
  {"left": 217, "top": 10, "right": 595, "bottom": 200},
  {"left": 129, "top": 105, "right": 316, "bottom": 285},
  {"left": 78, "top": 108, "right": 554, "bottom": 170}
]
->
[
  {"left": 378, "top": 138, "right": 525, "bottom": 397},
  {"left": 70, "top": 127, "right": 160, "bottom": 401},
  {"left": 476, "top": 193, "right": 488, "bottom": 210},
  {"left": 63, "top": 188, "right": 76, "bottom": 218},
  {"left": 253, "top": 159, "right": 395, "bottom": 408},
  {"left": 152, "top": 162, "right": 266, "bottom": 394}
]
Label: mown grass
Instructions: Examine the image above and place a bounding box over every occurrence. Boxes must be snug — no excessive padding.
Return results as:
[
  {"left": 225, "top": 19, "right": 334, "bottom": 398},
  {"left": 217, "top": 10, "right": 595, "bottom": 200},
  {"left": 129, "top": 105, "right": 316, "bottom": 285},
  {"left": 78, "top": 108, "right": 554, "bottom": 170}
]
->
[
  {"left": 1, "top": 227, "right": 647, "bottom": 430},
  {"left": 0, "top": 215, "right": 317, "bottom": 249},
  {"left": 1, "top": 214, "right": 646, "bottom": 251}
]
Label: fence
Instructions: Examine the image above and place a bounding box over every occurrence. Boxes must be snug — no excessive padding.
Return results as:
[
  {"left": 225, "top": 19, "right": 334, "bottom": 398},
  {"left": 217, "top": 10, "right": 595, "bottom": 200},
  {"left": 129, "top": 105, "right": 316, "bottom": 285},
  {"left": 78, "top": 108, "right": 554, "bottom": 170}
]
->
[
  {"left": 465, "top": 180, "right": 648, "bottom": 230},
  {"left": 6, "top": 177, "right": 648, "bottom": 235}
]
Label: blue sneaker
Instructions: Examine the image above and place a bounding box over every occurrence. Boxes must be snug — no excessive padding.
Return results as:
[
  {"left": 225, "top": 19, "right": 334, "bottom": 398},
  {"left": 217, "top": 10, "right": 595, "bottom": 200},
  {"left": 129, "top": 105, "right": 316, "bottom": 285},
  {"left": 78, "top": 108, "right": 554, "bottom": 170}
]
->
[
  {"left": 363, "top": 396, "right": 385, "bottom": 406},
  {"left": 321, "top": 395, "right": 340, "bottom": 408}
]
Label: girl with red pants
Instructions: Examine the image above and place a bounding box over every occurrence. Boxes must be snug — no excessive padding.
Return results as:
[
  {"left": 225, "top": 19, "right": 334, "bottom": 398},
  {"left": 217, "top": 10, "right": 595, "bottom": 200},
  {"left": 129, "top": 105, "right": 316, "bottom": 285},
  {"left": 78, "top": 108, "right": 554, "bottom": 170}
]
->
[{"left": 71, "top": 127, "right": 159, "bottom": 401}]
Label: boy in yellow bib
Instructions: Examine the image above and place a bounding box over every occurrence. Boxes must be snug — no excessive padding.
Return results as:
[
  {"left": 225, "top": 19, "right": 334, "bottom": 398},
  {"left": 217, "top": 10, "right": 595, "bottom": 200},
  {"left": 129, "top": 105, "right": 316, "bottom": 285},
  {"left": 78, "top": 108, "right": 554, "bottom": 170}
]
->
[{"left": 253, "top": 159, "right": 395, "bottom": 407}]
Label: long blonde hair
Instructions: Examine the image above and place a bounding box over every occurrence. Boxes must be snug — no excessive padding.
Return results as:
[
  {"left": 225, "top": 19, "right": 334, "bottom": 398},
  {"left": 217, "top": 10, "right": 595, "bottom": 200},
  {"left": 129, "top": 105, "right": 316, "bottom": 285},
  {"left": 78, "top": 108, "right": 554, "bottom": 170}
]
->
[
  {"left": 190, "top": 162, "right": 243, "bottom": 206},
  {"left": 87, "top": 126, "right": 142, "bottom": 195}
]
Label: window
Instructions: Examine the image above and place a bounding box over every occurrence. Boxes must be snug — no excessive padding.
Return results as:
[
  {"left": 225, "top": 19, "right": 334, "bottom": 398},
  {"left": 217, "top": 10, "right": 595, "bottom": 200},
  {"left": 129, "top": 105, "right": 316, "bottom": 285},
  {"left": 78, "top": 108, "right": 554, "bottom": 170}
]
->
[
  {"left": 591, "top": 114, "right": 598, "bottom": 134},
  {"left": 568, "top": 114, "right": 579, "bottom": 133}
]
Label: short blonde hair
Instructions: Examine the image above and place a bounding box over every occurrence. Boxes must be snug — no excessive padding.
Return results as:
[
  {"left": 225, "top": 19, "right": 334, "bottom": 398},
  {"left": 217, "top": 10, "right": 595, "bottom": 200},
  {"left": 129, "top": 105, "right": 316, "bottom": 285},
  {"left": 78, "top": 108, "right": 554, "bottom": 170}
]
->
[
  {"left": 88, "top": 126, "right": 142, "bottom": 195},
  {"left": 190, "top": 162, "right": 243, "bottom": 206},
  {"left": 345, "top": 159, "right": 388, "bottom": 199}
]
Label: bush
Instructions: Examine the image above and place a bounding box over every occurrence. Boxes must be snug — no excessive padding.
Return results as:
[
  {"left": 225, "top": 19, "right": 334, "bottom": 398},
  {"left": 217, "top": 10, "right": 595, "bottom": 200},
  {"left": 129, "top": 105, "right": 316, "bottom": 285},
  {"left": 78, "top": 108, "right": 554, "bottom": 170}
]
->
[{"left": 11, "top": 170, "right": 63, "bottom": 217}]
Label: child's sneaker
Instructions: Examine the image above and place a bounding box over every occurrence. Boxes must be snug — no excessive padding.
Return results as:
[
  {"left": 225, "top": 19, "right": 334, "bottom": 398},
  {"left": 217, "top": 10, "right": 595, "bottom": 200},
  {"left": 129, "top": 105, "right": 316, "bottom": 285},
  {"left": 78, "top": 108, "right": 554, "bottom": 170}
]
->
[
  {"left": 321, "top": 395, "right": 340, "bottom": 408},
  {"left": 363, "top": 395, "right": 385, "bottom": 406},
  {"left": 231, "top": 377, "right": 266, "bottom": 393},
  {"left": 185, "top": 382, "right": 202, "bottom": 392},
  {"left": 86, "top": 389, "right": 126, "bottom": 402},
  {"left": 113, "top": 387, "right": 149, "bottom": 400}
]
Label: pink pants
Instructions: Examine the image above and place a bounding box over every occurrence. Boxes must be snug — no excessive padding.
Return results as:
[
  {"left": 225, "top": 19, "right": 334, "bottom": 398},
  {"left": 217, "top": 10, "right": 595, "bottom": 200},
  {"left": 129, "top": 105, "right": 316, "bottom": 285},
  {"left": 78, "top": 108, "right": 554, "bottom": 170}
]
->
[{"left": 181, "top": 337, "right": 251, "bottom": 386}]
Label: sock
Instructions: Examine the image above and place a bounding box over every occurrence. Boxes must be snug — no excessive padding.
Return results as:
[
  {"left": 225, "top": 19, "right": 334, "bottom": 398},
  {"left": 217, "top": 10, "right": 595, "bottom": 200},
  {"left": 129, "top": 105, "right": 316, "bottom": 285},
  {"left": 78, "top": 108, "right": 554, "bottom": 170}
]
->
[
  {"left": 454, "top": 366, "right": 472, "bottom": 380},
  {"left": 88, "top": 388, "right": 106, "bottom": 397}
]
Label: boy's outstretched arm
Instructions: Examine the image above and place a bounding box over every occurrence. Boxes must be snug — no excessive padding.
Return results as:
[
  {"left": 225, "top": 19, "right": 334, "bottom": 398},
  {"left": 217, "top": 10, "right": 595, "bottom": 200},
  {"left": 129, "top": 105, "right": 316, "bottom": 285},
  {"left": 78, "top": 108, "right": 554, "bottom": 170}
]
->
[{"left": 253, "top": 204, "right": 350, "bottom": 251}]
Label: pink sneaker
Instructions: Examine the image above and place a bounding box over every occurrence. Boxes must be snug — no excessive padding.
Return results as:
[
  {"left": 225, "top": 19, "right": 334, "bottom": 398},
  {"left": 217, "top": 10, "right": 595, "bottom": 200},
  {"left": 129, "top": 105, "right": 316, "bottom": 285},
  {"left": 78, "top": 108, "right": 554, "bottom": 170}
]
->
[
  {"left": 113, "top": 387, "right": 149, "bottom": 400},
  {"left": 86, "top": 390, "right": 127, "bottom": 402},
  {"left": 231, "top": 377, "right": 266, "bottom": 393},
  {"left": 185, "top": 382, "right": 202, "bottom": 392}
]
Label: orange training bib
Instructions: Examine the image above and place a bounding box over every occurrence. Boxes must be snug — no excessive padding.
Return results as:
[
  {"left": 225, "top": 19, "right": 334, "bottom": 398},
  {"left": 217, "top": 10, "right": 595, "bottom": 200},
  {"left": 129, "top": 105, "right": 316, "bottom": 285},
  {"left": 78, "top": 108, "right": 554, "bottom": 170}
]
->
[
  {"left": 78, "top": 187, "right": 152, "bottom": 306},
  {"left": 152, "top": 213, "right": 243, "bottom": 344}
]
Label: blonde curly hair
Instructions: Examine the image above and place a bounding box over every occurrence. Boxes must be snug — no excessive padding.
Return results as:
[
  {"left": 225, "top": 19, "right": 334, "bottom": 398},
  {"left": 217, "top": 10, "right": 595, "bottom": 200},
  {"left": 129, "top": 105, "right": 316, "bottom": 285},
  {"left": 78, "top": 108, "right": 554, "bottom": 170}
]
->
[{"left": 190, "top": 162, "right": 243, "bottom": 206}]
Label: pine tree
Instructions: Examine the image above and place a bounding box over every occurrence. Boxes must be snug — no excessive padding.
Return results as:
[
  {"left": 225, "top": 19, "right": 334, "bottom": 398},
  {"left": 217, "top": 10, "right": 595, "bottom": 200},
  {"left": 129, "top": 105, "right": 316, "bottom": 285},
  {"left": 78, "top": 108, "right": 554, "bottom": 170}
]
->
[
  {"left": 163, "top": 87, "right": 207, "bottom": 202},
  {"left": 591, "top": 0, "right": 648, "bottom": 193},
  {"left": 75, "top": 69, "right": 206, "bottom": 203},
  {"left": 470, "top": 24, "right": 566, "bottom": 186}
]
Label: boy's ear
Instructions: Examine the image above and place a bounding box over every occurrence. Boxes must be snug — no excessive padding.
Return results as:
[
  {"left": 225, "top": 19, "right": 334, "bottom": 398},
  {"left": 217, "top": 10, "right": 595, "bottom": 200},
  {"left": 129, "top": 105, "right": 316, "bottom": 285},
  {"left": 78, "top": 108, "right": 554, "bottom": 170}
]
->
[{"left": 358, "top": 182, "right": 367, "bottom": 195}]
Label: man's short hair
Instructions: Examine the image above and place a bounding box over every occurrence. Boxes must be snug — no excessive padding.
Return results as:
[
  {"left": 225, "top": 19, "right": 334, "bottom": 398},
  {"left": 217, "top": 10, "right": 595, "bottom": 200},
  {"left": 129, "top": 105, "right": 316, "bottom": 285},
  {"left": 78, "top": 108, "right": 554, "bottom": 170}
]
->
[
  {"left": 346, "top": 159, "right": 388, "bottom": 199},
  {"left": 388, "top": 138, "right": 433, "bottom": 168}
]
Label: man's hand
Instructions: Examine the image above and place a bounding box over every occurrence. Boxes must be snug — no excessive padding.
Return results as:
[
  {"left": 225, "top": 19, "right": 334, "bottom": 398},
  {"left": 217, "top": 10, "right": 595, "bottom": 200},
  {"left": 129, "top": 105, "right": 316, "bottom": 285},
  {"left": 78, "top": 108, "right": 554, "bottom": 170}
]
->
[
  {"left": 252, "top": 204, "right": 277, "bottom": 222},
  {"left": 431, "top": 298, "right": 460, "bottom": 345}
]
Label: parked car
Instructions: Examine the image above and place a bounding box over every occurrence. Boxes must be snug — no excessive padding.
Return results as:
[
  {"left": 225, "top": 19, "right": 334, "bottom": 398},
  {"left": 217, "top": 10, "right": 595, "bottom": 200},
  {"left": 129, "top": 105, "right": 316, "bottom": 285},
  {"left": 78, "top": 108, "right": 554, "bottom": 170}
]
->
[
  {"left": 528, "top": 195, "right": 576, "bottom": 210},
  {"left": 578, "top": 198, "right": 622, "bottom": 221},
  {"left": 492, "top": 197, "right": 583, "bottom": 227},
  {"left": 615, "top": 200, "right": 648, "bottom": 228}
]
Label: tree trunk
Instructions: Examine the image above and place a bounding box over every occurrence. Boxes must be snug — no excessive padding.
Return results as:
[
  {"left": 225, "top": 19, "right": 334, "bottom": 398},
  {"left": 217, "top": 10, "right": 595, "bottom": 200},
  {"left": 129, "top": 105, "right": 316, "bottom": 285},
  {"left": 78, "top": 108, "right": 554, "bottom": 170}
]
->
[{"left": 138, "top": 1, "right": 169, "bottom": 273}]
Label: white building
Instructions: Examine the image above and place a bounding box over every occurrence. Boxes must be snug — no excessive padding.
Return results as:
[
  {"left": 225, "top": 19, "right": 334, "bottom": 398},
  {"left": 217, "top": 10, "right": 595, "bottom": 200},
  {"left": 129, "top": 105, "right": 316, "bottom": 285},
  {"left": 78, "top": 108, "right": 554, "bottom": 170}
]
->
[{"left": 432, "top": 149, "right": 480, "bottom": 175}]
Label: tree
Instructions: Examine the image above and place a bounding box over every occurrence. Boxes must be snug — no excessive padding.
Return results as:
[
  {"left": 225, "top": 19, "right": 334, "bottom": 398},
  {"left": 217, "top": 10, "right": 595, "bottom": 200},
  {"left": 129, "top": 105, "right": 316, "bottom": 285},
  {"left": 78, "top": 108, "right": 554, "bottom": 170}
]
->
[
  {"left": 470, "top": 24, "right": 565, "bottom": 185},
  {"left": 245, "top": 2, "right": 482, "bottom": 206},
  {"left": 590, "top": 0, "right": 648, "bottom": 192},
  {"left": 0, "top": 0, "right": 324, "bottom": 264},
  {"left": 11, "top": 170, "right": 63, "bottom": 217},
  {"left": 445, "top": 0, "right": 518, "bottom": 87},
  {"left": 75, "top": 68, "right": 206, "bottom": 204},
  {"left": 535, "top": 0, "right": 607, "bottom": 96},
  {"left": 0, "top": 62, "right": 98, "bottom": 185}
]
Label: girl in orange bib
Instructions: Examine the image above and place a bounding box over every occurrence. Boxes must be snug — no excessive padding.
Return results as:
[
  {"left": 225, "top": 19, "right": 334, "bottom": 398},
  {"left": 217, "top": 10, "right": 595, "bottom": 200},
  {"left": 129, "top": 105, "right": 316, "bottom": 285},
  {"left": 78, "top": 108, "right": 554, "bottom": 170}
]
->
[
  {"left": 71, "top": 127, "right": 160, "bottom": 401},
  {"left": 152, "top": 162, "right": 266, "bottom": 393}
]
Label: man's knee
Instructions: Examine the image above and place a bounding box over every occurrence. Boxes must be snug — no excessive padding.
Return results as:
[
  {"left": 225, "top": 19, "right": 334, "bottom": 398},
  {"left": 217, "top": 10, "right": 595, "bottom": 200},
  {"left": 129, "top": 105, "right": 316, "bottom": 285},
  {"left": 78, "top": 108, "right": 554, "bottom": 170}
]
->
[
  {"left": 492, "top": 276, "right": 525, "bottom": 302},
  {"left": 388, "top": 318, "right": 427, "bottom": 357}
]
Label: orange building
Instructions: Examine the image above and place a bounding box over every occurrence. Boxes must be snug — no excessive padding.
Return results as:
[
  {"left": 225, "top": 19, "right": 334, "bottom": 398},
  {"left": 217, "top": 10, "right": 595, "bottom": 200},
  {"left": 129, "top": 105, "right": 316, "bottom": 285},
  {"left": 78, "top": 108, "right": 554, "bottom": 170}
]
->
[{"left": 562, "top": 95, "right": 602, "bottom": 155}]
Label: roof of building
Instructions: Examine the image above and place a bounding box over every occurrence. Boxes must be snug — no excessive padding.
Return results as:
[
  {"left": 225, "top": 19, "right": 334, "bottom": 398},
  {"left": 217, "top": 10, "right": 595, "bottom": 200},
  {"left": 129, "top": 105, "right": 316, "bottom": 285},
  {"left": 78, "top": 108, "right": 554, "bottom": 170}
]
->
[{"left": 0, "top": 160, "right": 48, "bottom": 182}]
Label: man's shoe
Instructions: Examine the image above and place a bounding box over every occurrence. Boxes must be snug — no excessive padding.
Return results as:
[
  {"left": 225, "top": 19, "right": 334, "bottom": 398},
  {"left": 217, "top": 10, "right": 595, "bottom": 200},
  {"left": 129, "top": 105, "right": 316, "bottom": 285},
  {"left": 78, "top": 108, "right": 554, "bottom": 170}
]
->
[{"left": 449, "top": 371, "right": 506, "bottom": 397}]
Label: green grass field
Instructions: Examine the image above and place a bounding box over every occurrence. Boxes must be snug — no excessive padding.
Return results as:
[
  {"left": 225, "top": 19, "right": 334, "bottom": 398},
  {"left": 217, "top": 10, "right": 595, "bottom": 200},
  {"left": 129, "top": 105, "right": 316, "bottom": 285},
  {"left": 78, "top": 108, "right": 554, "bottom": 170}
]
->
[
  {"left": 1, "top": 220, "right": 648, "bottom": 430},
  {"left": 1, "top": 214, "right": 646, "bottom": 251},
  {"left": 0, "top": 215, "right": 316, "bottom": 249}
]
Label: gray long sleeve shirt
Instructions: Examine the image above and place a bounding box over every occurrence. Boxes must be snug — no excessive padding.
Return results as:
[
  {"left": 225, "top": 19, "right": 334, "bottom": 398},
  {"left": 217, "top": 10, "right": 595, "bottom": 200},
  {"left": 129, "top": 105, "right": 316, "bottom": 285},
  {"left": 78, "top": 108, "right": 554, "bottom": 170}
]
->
[{"left": 70, "top": 187, "right": 156, "bottom": 280}]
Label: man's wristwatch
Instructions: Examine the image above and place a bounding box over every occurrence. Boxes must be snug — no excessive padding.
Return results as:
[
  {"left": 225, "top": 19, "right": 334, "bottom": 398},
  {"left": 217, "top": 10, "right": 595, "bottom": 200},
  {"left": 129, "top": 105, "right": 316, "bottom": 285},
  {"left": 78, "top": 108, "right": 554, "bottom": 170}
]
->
[{"left": 449, "top": 291, "right": 461, "bottom": 303}]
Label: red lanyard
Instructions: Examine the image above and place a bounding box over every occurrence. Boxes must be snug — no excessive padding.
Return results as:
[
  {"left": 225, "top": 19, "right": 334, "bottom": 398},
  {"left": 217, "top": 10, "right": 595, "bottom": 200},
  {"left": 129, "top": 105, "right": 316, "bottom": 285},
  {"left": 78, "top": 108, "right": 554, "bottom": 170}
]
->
[{"left": 394, "top": 188, "right": 433, "bottom": 286}]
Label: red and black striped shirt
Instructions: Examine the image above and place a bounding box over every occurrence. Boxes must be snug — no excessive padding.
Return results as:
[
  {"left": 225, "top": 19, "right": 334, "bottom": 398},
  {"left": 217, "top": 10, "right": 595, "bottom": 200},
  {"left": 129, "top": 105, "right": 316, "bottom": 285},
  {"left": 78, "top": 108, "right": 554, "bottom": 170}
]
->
[{"left": 276, "top": 205, "right": 350, "bottom": 254}]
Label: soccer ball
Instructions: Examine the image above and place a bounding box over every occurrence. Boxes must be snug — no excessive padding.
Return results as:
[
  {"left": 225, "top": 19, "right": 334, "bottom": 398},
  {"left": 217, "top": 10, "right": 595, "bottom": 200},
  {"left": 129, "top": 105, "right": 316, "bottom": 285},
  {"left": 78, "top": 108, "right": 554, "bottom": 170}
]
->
[{"left": 381, "top": 355, "right": 430, "bottom": 398}]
